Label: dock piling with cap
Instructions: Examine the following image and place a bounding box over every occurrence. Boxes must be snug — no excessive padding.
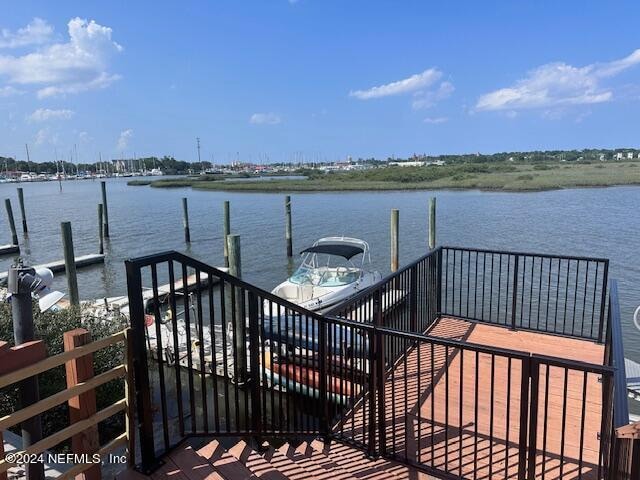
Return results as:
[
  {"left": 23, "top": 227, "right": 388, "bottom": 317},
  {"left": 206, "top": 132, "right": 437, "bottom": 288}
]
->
[
  {"left": 285, "top": 195, "right": 293, "bottom": 257},
  {"left": 4, "top": 199, "right": 19, "bottom": 247},
  {"left": 182, "top": 197, "right": 191, "bottom": 243},
  {"left": 61, "top": 221, "right": 80, "bottom": 306},
  {"left": 100, "top": 181, "right": 110, "bottom": 238},
  {"left": 223, "top": 200, "right": 231, "bottom": 267},
  {"left": 391, "top": 209, "right": 399, "bottom": 272},
  {"left": 17, "top": 188, "right": 27, "bottom": 235},
  {"left": 429, "top": 197, "right": 436, "bottom": 249},
  {"left": 98, "top": 204, "right": 104, "bottom": 255}
]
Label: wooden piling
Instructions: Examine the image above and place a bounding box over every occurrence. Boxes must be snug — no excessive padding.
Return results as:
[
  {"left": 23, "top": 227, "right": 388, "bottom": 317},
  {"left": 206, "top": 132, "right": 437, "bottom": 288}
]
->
[
  {"left": 64, "top": 328, "right": 100, "bottom": 480},
  {"left": 391, "top": 209, "right": 399, "bottom": 272},
  {"left": 429, "top": 197, "right": 436, "bottom": 249},
  {"left": 285, "top": 195, "right": 293, "bottom": 257},
  {"left": 226, "top": 234, "right": 246, "bottom": 379},
  {"left": 98, "top": 204, "right": 104, "bottom": 255},
  {"left": 182, "top": 197, "right": 191, "bottom": 243},
  {"left": 4, "top": 199, "right": 18, "bottom": 246},
  {"left": 61, "top": 222, "right": 80, "bottom": 306},
  {"left": 100, "top": 181, "right": 110, "bottom": 238},
  {"left": 223, "top": 200, "right": 230, "bottom": 267},
  {"left": 17, "top": 187, "right": 27, "bottom": 235}
]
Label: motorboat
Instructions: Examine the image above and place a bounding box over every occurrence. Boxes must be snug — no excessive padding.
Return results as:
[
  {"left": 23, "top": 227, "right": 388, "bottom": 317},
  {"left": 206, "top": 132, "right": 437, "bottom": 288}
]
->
[{"left": 269, "top": 237, "right": 381, "bottom": 313}]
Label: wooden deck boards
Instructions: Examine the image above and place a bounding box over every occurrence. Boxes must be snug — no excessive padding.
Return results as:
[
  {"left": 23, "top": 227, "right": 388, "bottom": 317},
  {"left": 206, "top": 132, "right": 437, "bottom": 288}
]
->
[{"left": 337, "top": 317, "right": 605, "bottom": 480}]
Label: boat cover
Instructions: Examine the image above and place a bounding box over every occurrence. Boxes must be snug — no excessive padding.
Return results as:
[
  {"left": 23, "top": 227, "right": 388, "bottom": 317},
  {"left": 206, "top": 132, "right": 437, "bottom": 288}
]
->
[{"left": 300, "top": 244, "right": 364, "bottom": 259}]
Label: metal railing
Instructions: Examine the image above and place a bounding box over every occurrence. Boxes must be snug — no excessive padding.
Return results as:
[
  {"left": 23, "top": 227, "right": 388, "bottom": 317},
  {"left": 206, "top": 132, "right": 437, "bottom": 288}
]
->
[
  {"left": 125, "top": 247, "right": 632, "bottom": 479},
  {"left": 439, "top": 247, "right": 609, "bottom": 342}
]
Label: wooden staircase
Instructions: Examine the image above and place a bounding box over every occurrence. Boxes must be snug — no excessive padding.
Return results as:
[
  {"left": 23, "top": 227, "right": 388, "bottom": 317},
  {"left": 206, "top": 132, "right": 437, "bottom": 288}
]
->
[{"left": 117, "top": 438, "right": 435, "bottom": 480}]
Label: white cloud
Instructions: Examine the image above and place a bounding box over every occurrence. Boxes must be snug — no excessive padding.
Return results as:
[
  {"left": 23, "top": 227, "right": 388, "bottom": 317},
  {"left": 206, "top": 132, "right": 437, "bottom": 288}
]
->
[
  {"left": 476, "top": 49, "right": 640, "bottom": 112},
  {"left": 250, "top": 112, "right": 281, "bottom": 125},
  {"left": 423, "top": 116, "right": 448, "bottom": 124},
  {"left": 117, "top": 129, "right": 133, "bottom": 150},
  {"left": 350, "top": 68, "right": 442, "bottom": 100},
  {"left": 0, "top": 85, "right": 23, "bottom": 97},
  {"left": 37, "top": 72, "right": 121, "bottom": 98},
  {"left": 28, "top": 108, "right": 74, "bottom": 122},
  {"left": 0, "top": 17, "right": 122, "bottom": 97},
  {"left": 412, "top": 81, "right": 455, "bottom": 109},
  {"left": 34, "top": 127, "right": 58, "bottom": 145},
  {"left": 0, "top": 18, "right": 54, "bottom": 49}
]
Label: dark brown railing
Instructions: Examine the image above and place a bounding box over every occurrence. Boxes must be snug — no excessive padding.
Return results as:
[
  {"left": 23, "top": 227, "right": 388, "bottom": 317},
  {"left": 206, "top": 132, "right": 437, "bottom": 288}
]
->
[{"left": 125, "top": 246, "right": 634, "bottom": 479}]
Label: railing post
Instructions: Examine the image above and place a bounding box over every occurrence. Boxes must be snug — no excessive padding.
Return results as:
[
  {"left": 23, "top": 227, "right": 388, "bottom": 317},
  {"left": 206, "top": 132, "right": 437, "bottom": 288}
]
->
[
  {"left": 318, "top": 318, "right": 329, "bottom": 439},
  {"left": 436, "top": 248, "right": 443, "bottom": 316},
  {"left": 247, "top": 292, "right": 262, "bottom": 436},
  {"left": 125, "top": 260, "right": 157, "bottom": 474},
  {"left": 516, "top": 355, "right": 531, "bottom": 480},
  {"left": 410, "top": 266, "right": 418, "bottom": 333},
  {"left": 597, "top": 260, "right": 609, "bottom": 343},
  {"left": 64, "top": 328, "right": 100, "bottom": 480},
  {"left": 525, "top": 357, "right": 539, "bottom": 480},
  {"left": 511, "top": 255, "right": 520, "bottom": 330},
  {"left": 374, "top": 290, "right": 386, "bottom": 456},
  {"left": 367, "top": 325, "right": 377, "bottom": 458}
]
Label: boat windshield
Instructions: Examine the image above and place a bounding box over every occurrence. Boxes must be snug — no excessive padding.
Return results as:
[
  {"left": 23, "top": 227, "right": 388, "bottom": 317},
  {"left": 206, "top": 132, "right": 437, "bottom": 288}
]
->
[{"left": 289, "top": 253, "right": 361, "bottom": 287}]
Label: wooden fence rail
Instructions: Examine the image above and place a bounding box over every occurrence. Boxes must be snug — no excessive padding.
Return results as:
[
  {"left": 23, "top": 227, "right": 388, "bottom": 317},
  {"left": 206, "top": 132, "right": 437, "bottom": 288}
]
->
[{"left": 0, "top": 328, "right": 134, "bottom": 479}]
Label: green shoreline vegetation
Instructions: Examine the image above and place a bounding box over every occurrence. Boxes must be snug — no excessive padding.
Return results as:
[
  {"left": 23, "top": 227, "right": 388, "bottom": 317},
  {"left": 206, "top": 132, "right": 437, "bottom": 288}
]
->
[{"left": 128, "top": 161, "right": 640, "bottom": 192}]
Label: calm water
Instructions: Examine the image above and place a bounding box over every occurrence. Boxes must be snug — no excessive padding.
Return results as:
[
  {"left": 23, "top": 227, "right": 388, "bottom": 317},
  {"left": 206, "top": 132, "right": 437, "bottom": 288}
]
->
[{"left": 0, "top": 178, "right": 638, "bottom": 362}]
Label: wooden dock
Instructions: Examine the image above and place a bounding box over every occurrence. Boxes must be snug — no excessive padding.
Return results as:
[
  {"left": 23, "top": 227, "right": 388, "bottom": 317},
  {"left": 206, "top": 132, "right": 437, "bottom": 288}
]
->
[
  {"left": 0, "top": 253, "right": 105, "bottom": 281},
  {"left": 337, "top": 317, "right": 605, "bottom": 480}
]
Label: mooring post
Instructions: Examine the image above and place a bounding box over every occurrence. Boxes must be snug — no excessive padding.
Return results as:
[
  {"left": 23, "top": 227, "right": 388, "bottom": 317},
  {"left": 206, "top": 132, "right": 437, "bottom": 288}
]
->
[
  {"left": 223, "top": 200, "right": 231, "bottom": 267},
  {"left": 182, "top": 197, "right": 191, "bottom": 243},
  {"left": 101, "top": 181, "right": 110, "bottom": 238},
  {"left": 391, "top": 209, "right": 399, "bottom": 272},
  {"left": 98, "top": 204, "right": 104, "bottom": 255},
  {"left": 4, "top": 198, "right": 19, "bottom": 246},
  {"left": 285, "top": 195, "right": 293, "bottom": 257},
  {"left": 226, "top": 234, "right": 246, "bottom": 380},
  {"left": 7, "top": 262, "right": 45, "bottom": 480},
  {"left": 429, "top": 197, "right": 436, "bottom": 250},
  {"left": 17, "top": 187, "right": 27, "bottom": 235},
  {"left": 61, "top": 221, "right": 80, "bottom": 305}
]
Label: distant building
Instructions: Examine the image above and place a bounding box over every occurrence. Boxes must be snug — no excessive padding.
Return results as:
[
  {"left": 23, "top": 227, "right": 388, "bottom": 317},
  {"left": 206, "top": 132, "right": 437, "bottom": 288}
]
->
[
  {"left": 627, "top": 152, "right": 634, "bottom": 159},
  {"left": 616, "top": 152, "right": 623, "bottom": 160},
  {"left": 389, "top": 161, "right": 425, "bottom": 167}
]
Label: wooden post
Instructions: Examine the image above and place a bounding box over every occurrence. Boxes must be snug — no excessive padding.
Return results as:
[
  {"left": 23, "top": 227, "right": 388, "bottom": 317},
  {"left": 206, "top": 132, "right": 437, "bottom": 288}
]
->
[
  {"left": 226, "top": 234, "right": 246, "bottom": 379},
  {"left": 391, "top": 209, "right": 399, "bottom": 272},
  {"left": 429, "top": 197, "right": 436, "bottom": 249},
  {"left": 100, "top": 181, "right": 109, "bottom": 238},
  {"left": 4, "top": 199, "right": 18, "bottom": 246},
  {"left": 182, "top": 197, "right": 191, "bottom": 243},
  {"left": 123, "top": 328, "right": 136, "bottom": 466},
  {"left": 223, "top": 200, "right": 230, "bottom": 267},
  {"left": 285, "top": 195, "right": 293, "bottom": 257},
  {"left": 17, "top": 187, "right": 27, "bottom": 235},
  {"left": 64, "top": 328, "right": 100, "bottom": 480},
  {"left": 98, "top": 204, "right": 104, "bottom": 255},
  {"left": 61, "top": 221, "right": 80, "bottom": 305}
]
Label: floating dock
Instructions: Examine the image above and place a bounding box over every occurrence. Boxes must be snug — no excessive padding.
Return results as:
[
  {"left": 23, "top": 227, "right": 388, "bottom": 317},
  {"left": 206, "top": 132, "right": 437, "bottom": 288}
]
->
[
  {"left": 0, "top": 253, "right": 105, "bottom": 281},
  {"left": 0, "top": 244, "right": 19, "bottom": 256}
]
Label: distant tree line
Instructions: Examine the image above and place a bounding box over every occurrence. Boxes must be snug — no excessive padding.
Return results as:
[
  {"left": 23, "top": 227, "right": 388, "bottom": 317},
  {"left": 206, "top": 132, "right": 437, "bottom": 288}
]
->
[{"left": 1, "top": 148, "right": 638, "bottom": 175}]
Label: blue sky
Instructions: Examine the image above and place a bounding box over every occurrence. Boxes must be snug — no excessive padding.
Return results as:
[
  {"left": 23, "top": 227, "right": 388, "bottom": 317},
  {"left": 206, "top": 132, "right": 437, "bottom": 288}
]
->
[{"left": 1, "top": 1, "right": 639, "bottom": 163}]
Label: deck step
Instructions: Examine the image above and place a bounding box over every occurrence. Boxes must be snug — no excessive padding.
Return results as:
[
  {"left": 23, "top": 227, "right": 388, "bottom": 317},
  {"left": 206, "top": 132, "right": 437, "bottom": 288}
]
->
[
  {"left": 197, "top": 439, "right": 258, "bottom": 480},
  {"left": 259, "top": 445, "right": 310, "bottom": 480},
  {"left": 170, "top": 444, "right": 226, "bottom": 480},
  {"left": 309, "top": 440, "right": 431, "bottom": 480},
  {"left": 277, "top": 441, "right": 356, "bottom": 480},
  {"left": 227, "top": 440, "right": 289, "bottom": 479}
]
